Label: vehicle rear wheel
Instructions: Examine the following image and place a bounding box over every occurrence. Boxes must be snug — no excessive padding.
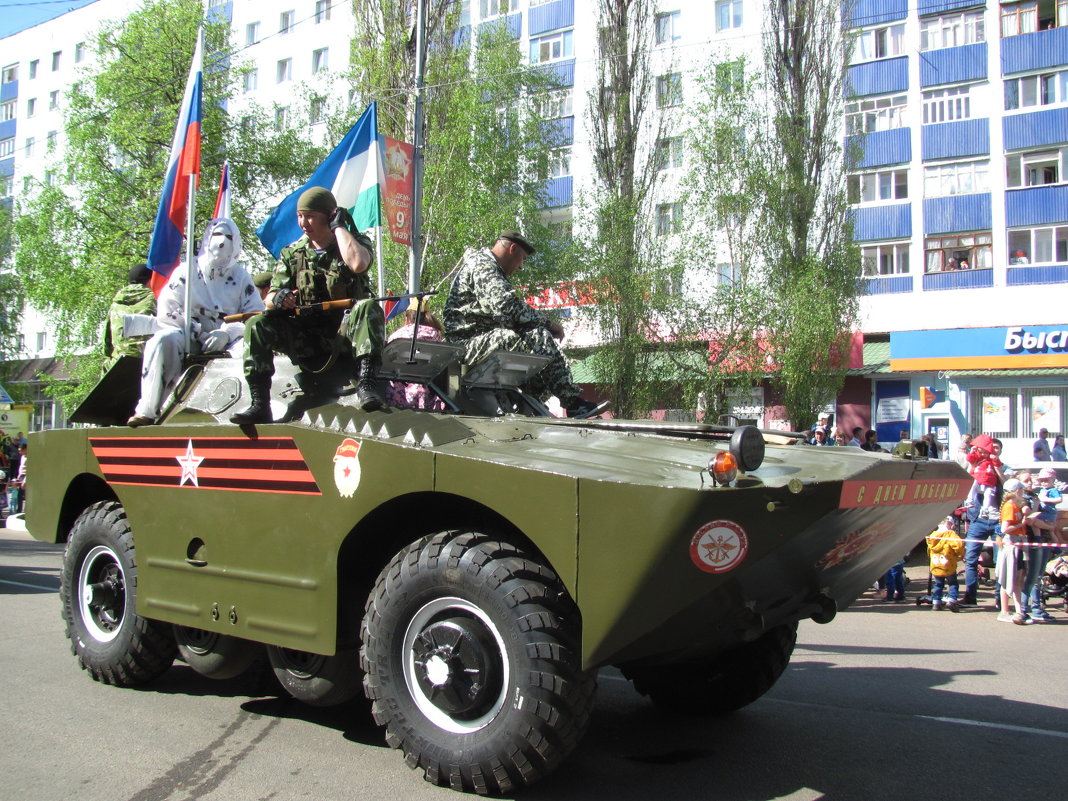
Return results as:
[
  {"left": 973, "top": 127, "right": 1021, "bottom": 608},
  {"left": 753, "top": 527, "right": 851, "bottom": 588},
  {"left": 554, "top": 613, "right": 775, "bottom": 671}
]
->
[
  {"left": 624, "top": 622, "right": 797, "bottom": 715},
  {"left": 361, "top": 531, "right": 596, "bottom": 795},
  {"left": 60, "top": 501, "right": 175, "bottom": 686},
  {"left": 175, "top": 627, "right": 262, "bottom": 680},
  {"left": 266, "top": 645, "right": 362, "bottom": 706}
]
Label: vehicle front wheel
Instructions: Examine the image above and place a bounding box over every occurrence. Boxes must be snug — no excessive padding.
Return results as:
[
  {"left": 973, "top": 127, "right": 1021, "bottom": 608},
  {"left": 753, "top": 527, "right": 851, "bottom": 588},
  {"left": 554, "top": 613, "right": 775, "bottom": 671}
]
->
[
  {"left": 361, "top": 531, "right": 596, "bottom": 795},
  {"left": 60, "top": 501, "right": 176, "bottom": 686},
  {"left": 624, "top": 622, "right": 797, "bottom": 715}
]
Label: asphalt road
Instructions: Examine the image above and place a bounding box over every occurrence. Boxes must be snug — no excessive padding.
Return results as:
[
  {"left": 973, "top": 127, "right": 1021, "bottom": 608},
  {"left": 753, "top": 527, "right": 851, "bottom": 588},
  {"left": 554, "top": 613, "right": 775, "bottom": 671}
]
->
[{"left": 1, "top": 524, "right": 1065, "bottom": 801}]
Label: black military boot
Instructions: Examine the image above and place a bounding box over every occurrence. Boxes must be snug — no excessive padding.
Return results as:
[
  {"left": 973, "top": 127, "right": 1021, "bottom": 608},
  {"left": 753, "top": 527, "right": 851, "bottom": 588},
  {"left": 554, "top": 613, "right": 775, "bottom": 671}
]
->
[
  {"left": 355, "top": 356, "right": 385, "bottom": 412},
  {"left": 230, "top": 375, "right": 272, "bottom": 424}
]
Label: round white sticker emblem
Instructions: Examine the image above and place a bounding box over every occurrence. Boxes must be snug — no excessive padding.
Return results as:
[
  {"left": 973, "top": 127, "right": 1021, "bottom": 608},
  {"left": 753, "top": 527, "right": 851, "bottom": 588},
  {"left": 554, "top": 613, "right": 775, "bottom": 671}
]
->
[{"left": 689, "top": 520, "right": 749, "bottom": 574}]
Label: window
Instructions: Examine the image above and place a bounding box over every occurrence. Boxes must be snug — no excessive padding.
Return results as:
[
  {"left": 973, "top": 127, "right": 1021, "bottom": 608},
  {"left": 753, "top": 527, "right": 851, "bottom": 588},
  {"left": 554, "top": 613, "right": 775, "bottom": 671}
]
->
[
  {"left": 44, "top": 170, "right": 55, "bottom": 186},
  {"left": 279, "top": 10, "right": 294, "bottom": 34},
  {"left": 312, "top": 48, "right": 329, "bottom": 73},
  {"left": 655, "top": 202, "right": 683, "bottom": 236},
  {"left": 0, "top": 174, "right": 11, "bottom": 197},
  {"left": 47, "top": 130, "right": 57, "bottom": 151},
  {"left": 1004, "top": 70, "right": 1068, "bottom": 109},
  {"left": 845, "top": 94, "right": 907, "bottom": 134},
  {"left": 26, "top": 97, "right": 36, "bottom": 117},
  {"left": 717, "top": 263, "right": 742, "bottom": 285},
  {"left": 536, "top": 89, "right": 573, "bottom": 119},
  {"left": 246, "top": 22, "right": 260, "bottom": 45},
  {"left": 539, "top": 147, "right": 571, "bottom": 179},
  {"left": 923, "top": 86, "right": 973, "bottom": 124},
  {"left": 275, "top": 107, "right": 289, "bottom": 131},
  {"left": 656, "top": 73, "right": 683, "bottom": 107},
  {"left": 52, "top": 51, "right": 61, "bottom": 71},
  {"left": 243, "top": 68, "right": 258, "bottom": 93},
  {"left": 75, "top": 42, "right": 86, "bottom": 63},
  {"left": 656, "top": 137, "right": 684, "bottom": 170},
  {"left": 861, "top": 243, "right": 910, "bottom": 276},
  {"left": 479, "top": 0, "right": 514, "bottom": 20},
  {"left": 25, "top": 136, "right": 34, "bottom": 157},
  {"left": 924, "top": 160, "right": 989, "bottom": 196},
  {"left": 28, "top": 60, "right": 37, "bottom": 79},
  {"left": 0, "top": 138, "right": 13, "bottom": 158},
  {"left": 530, "top": 30, "right": 573, "bottom": 64},
  {"left": 315, "top": 0, "right": 331, "bottom": 23},
  {"left": 924, "top": 233, "right": 993, "bottom": 272},
  {"left": 1007, "top": 148, "right": 1066, "bottom": 187},
  {"left": 276, "top": 58, "right": 292, "bottom": 83},
  {"left": 49, "top": 90, "right": 59, "bottom": 110},
  {"left": 310, "top": 96, "right": 326, "bottom": 124},
  {"left": 1008, "top": 226, "right": 1068, "bottom": 264},
  {"left": 1000, "top": 1, "right": 1038, "bottom": 36},
  {"left": 715, "top": 60, "right": 744, "bottom": 95},
  {"left": 848, "top": 168, "right": 908, "bottom": 203},
  {"left": 1, "top": 64, "right": 16, "bottom": 83},
  {"left": 919, "top": 11, "right": 984, "bottom": 51},
  {"left": 655, "top": 11, "right": 681, "bottom": 44},
  {"left": 852, "top": 23, "right": 906, "bottom": 62},
  {"left": 0, "top": 100, "right": 14, "bottom": 122},
  {"left": 716, "top": 0, "right": 743, "bottom": 31}
]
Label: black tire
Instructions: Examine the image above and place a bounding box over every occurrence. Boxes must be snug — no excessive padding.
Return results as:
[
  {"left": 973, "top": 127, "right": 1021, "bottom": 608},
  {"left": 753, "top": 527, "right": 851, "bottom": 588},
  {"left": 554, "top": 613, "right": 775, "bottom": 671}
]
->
[
  {"left": 624, "top": 622, "right": 797, "bottom": 716},
  {"left": 175, "top": 627, "right": 262, "bottom": 680},
  {"left": 60, "top": 501, "right": 176, "bottom": 686},
  {"left": 266, "top": 645, "right": 362, "bottom": 706},
  {"left": 361, "top": 531, "right": 596, "bottom": 795}
]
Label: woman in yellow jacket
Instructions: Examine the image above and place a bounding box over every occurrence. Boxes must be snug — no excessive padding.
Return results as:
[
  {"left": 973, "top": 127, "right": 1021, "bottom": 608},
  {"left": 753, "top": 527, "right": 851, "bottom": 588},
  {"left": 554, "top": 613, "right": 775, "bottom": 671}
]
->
[{"left": 927, "top": 516, "right": 965, "bottom": 611}]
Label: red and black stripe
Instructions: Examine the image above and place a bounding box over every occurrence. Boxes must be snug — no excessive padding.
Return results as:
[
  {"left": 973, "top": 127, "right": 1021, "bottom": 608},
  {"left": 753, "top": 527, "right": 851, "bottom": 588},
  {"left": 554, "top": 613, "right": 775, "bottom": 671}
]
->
[{"left": 90, "top": 437, "right": 321, "bottom": 495}]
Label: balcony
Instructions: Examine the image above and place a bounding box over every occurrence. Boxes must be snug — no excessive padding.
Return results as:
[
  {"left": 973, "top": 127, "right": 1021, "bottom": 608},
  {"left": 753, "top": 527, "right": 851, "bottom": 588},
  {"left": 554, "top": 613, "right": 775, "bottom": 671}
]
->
[
  {"left": 846, "top": 57, "right": 908, "bottom": 98},
  {"left": 922, "top": 268, "right": 994, "bottom": 291},
  {"left": 924, "top": 193, "right": 992, "bottom": 234},
  {"left": 1004, "top": 107, "right": 1068, "bottom": 151},
  {"left": 863, "top": 275, "right": 913, "bottom": 294},
  {"left": 853, "top": 203, "right": 912, "bottom": 241},
  {"left": 919, "top": 42, "right": 986, "bottom": 88},
  {"left": 529, "top": 0, "right": 574, "bottom": 35},
  {"left": 536, "top": 58, "right": 575, "bottom": 88},
  {"left": 845, "top": 0, "right": 907, "bottom": 26},
  {"left": 1008, "top": 264, "right": 1068, "bottom": 285},
  {"left": 1001, "top": 26, "right": 1068, "bottom": 75},
  {"left": 847, "top": 128, "right": 912, "bottom": 169},
  {"left": 921, "top": 118, "right": 989, "bottom": 161},
  {"left": 1006, "top": 185, "right": 1068, "bottom": 227},
  {"left": 543, "top": 175, "right": 572, "bottom": 208}
]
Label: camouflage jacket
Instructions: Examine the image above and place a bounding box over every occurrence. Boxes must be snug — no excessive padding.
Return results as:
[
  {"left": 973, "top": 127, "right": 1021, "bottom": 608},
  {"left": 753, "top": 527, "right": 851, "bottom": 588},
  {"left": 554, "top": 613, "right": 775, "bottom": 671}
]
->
[
  {"left": 443, "top": 248, "right": 549, "bottom": 341},
  {"left": 271, "top": 233, "right": 375, "bottom": 309},
  {"left": 103, "top": 283, "right": 156, "bottom": 360}
]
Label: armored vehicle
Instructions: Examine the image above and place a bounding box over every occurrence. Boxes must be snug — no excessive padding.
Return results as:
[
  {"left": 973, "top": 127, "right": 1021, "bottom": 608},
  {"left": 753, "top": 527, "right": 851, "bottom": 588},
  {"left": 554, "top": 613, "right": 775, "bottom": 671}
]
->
[{"left": 28, "top": 346, "right": 970, "bottom": 794}]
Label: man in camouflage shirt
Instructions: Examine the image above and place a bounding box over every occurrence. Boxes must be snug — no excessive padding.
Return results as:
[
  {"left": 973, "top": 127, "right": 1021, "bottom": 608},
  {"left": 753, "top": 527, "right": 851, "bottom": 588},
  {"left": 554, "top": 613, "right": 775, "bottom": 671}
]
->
[
  {"left": 444, "top": 231, "right": 595, "bottom": 416},
  {"left": 230, "top": 187, "right": 385, "bottom": 423},
  {"left": 103, "top": 264, "right": 156, "bottom": 370}
]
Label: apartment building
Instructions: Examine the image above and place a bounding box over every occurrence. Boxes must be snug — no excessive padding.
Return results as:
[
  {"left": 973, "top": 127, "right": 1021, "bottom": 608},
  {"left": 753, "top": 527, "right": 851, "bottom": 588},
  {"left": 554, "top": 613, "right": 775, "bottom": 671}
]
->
[{"left": 1, "top": 0, "right": 1066, "bottom": 458}]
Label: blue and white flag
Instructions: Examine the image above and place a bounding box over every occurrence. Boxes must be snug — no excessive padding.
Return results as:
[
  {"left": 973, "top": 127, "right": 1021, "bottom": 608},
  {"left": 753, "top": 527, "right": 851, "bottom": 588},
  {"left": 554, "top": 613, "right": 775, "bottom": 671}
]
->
[{"left": 256, "top": 102, "right": 382, "bottom": 259}]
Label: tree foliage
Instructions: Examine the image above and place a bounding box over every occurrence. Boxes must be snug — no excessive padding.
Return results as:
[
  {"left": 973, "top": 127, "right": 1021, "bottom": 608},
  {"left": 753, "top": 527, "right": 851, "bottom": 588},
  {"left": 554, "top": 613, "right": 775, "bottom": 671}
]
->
[{"left": 11, "top": 0, "right": 324, "bottom": 402}]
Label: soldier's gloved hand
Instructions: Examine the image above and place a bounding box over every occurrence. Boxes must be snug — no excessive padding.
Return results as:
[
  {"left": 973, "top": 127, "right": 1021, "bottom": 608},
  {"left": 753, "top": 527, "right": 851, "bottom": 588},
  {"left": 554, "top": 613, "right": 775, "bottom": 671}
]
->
[
  {"left": 329, "top": 207, "right": 354, "bottom": 232},
  {"left": 200, "top": 328, "right": 230, "bottom": 353},
  {"left": 272, "top": 287, "right": 295, "bottom": 310}
]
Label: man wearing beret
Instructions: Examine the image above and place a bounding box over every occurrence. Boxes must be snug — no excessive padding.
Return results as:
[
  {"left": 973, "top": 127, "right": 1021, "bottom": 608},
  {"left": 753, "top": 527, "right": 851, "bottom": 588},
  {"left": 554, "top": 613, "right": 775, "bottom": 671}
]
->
[
  {"left": 230, "top": 186, "right": 386, "bottom": 423},
  {"left": 444, "top": 231, "right": 596, "bottom": 417}
]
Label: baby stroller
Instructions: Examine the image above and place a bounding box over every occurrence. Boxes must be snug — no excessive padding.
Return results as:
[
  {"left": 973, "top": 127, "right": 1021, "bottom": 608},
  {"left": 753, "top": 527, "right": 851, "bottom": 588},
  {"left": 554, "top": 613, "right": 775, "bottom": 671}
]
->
[{"left": 1042, "top": 555, "right": 1068, "bottom": 610}]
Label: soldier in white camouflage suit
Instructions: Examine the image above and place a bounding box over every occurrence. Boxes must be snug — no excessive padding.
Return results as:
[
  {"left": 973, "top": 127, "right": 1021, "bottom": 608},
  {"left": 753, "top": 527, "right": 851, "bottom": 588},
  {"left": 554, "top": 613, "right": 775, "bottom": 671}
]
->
[{"left": 443, "top": 231, "right": 596, "bottom": 417}]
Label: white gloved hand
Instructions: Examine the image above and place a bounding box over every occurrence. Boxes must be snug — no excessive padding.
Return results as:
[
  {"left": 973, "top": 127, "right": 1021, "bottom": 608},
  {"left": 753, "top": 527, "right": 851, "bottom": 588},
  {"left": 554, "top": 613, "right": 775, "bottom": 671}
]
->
[{"left": 200, "top": 328, "right": 230, "bottom": 353}]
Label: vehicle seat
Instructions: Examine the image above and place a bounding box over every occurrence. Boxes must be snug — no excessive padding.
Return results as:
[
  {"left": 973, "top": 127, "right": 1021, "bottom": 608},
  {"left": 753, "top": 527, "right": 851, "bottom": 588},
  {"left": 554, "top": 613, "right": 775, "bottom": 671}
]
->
[{"left": 460, "top": 351, "right": 552, "bottom": 417}]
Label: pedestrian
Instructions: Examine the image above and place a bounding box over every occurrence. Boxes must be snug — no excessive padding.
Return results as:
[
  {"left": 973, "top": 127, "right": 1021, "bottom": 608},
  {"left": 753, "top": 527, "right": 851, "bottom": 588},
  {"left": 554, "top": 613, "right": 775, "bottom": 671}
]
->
[
  {"left": 926, "top": 516, "right": 964, "bottom": 611},
  {"left": 996, "top": 478, "right": 1031, "bottom": 624},
  {"left": 1052, "top": 434, "right": 1067, "bottom": 461},
  {"left": 1033, "top": 428, "right": 1052, "bottom": 461},
  {"left": 964, "top": 433, "right": 1003, "bottom": 519},
  {"left": 12, "top": 441, "right": 27, "bottom": 514},
  {"left": 884, "top": 556, "right": 907, "bottom": 603}
]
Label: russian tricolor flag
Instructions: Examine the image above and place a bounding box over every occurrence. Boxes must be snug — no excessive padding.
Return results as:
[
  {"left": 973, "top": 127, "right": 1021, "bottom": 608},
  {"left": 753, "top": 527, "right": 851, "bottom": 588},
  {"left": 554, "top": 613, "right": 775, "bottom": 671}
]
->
[
  {"left": 213, "top": 159, "right": 231, "bottom": 220},
  {"left": 146, "top": 32, "right": 203, "bottom": 294}
]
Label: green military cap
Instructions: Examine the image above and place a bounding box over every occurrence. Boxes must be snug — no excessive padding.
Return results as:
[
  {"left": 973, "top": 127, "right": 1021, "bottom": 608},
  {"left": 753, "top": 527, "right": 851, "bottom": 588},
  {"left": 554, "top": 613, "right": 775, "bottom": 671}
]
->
[
  {"left": 297, "top": 186, "right": 337, "bottom": 216},
  {"left": 498, "top": 230, "right": 535, "bottom": 255},
  {"left": 252, "top": 271, "right": 273, "bottom": 289}
]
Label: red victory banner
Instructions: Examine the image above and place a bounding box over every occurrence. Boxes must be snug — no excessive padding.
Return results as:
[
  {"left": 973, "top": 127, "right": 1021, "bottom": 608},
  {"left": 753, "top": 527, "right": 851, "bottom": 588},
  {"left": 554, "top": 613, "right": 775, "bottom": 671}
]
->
[{"left": 381, "top": 136, "right": 414, "bottom": 246}]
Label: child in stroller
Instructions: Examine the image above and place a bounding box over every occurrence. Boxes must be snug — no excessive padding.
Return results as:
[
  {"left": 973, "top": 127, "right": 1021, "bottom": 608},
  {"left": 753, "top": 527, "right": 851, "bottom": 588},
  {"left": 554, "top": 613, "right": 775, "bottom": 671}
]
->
[{"left": 1042, "top": 555, "right": 1068, "bottom": 610}]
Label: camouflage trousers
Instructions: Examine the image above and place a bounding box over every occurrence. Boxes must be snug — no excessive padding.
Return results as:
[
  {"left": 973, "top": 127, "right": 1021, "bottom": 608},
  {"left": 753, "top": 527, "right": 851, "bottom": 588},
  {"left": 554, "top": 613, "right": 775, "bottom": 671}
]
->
[
  {"left": 243, "top": 300, "right": 385, "bottom": 378},
  {"left": 451, "top": 326, "right": 581, "bottom": 404}
]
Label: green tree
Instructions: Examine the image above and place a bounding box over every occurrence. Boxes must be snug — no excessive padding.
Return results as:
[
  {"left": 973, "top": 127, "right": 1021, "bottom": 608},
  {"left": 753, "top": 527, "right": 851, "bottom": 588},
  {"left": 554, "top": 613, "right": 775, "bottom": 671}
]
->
[
  {"left": 11, "top": 0, "right": 323, "bottom": 403},
  {"left": 0, "top": 204, "right": 22, "bottom": 363}
]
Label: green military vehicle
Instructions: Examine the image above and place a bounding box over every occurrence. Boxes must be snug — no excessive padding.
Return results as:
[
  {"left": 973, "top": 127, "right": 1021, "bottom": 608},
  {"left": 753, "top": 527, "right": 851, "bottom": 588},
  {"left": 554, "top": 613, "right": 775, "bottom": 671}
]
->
[{"left": 28, "top": 346, "right": 970, "bottom": 794}]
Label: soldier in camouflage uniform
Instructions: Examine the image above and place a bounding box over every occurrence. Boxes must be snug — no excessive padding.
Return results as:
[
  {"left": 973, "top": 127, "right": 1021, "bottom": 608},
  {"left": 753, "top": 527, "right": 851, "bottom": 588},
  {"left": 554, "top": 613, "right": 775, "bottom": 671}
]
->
[
  {"left": 103, "top": 264, "right": 156, "bottom": 370},
  {"left": 230, "top": 187, "right": 385, "bottom": 424},
  {"left": 443, "top": 231, "right": 595, "bottom": 416}
]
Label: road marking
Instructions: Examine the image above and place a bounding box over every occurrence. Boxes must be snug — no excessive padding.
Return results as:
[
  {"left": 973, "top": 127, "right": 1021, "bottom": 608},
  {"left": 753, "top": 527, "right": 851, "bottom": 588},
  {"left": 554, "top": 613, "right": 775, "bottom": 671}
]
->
[
  {"left": 917, "top": 715, "right": 1068, "bottom": 740},
  {"left": 0, "top": 578, "right": 58, "bottom": 592}
]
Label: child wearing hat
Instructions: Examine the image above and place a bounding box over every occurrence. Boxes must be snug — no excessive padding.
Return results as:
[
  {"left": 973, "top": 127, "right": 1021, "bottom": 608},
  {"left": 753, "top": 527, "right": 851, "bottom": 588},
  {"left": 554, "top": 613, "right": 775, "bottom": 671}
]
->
[
  {"left": 926, "top": 516, "right": 964, "bottom": 611},
  {"left": 996, "top": 478, "right": 1031, "bottom": 624}
]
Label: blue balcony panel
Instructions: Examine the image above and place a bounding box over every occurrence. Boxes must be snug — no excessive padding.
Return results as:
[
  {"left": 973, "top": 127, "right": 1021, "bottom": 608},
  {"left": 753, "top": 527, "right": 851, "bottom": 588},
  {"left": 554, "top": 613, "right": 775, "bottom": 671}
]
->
[
  {"left": 541, "top": 116, "right": 574, "bottom": 146},
  {"left": 846, "top": 57, "right": 908, "bottom": 97},
  {"left": 1003, "top": 107, "right": 1068, "bottom": 151},
  {"left": 853, "top": 203, "right": 912, "bottom": 241},
  {"left": 924, "top": 193, "right": 991, "bottom": 234},
  {"left": 917, "top": 0, "right": 984, "bottom": 14},
  {"left": 863, "top": 275, "right": 913, "bottom": 294},
  {"left": 920, "top": 42, "right": 986, "bottom": 88},
  {"left": 1006, "top": 185, "right": 1068, "bottom": 227},
  {"left": 0, "top": 119, "right": 15, "bottom": 140},
  {"left": 1001, "top": 27, "right": 1068, "bottom": 75},
  {"left": 536, "top": 57, "right": 575, "bottom": 87},
  {"left": 0, "top": 80, "right": 16, "bottom": 103},
  {"left": 844, "top": 0, "right": 908, "bottom": 28},
  {"left": 478, "top": 12, "right": 522, "bottom": 39},
  {"left": 922, "top": 269, "right": 995, "bottom": 291},
  {"left": 848, "top": 128, "right": 912, "bottom": 168},
  {"left": 454, "top": 24, "right": 471, "bottom": 47},
  {"left": 0, "top": 158, "right": 13, "bottom": 177},
  {"left": 530, "top": 0, "right": 574, "bottom": 35},
  {"left": 206, "top": 1, "right": 232, "bottom": 23},
  {"left": 1008, "top": 265, "right": 1068, "bottom": 285},
  {"left": 921, "top": 118, "right": 989, "bottom": 161},
  {"left": 543, "top": 175, "right": 572, "bottom": 208}
]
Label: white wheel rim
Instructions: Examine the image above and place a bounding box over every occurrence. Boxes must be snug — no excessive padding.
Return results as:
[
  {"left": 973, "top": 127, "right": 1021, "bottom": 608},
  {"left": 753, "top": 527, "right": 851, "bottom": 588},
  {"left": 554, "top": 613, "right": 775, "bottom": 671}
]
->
[{"left": 77, "top": 544, "right": 127, "bottom": 643}]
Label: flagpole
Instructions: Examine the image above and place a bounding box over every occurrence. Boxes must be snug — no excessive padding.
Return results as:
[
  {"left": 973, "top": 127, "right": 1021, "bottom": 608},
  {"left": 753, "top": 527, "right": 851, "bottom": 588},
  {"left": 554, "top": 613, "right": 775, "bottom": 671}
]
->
[
  {"left": 183, "top": 171, "right": 197, "bottom": 357},
  {"left": 408, "top": 0, "right": 427, "bottom": 296},
  {"left": 375, "top": 133, "right": 386, "bottom": 300}
]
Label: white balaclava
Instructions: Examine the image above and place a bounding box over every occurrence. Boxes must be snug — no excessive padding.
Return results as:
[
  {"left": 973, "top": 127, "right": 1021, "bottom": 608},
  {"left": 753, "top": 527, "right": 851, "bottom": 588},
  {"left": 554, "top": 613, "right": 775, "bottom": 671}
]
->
[{"left": 198, "top": 217, "right": 244, "bottom": 279}]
